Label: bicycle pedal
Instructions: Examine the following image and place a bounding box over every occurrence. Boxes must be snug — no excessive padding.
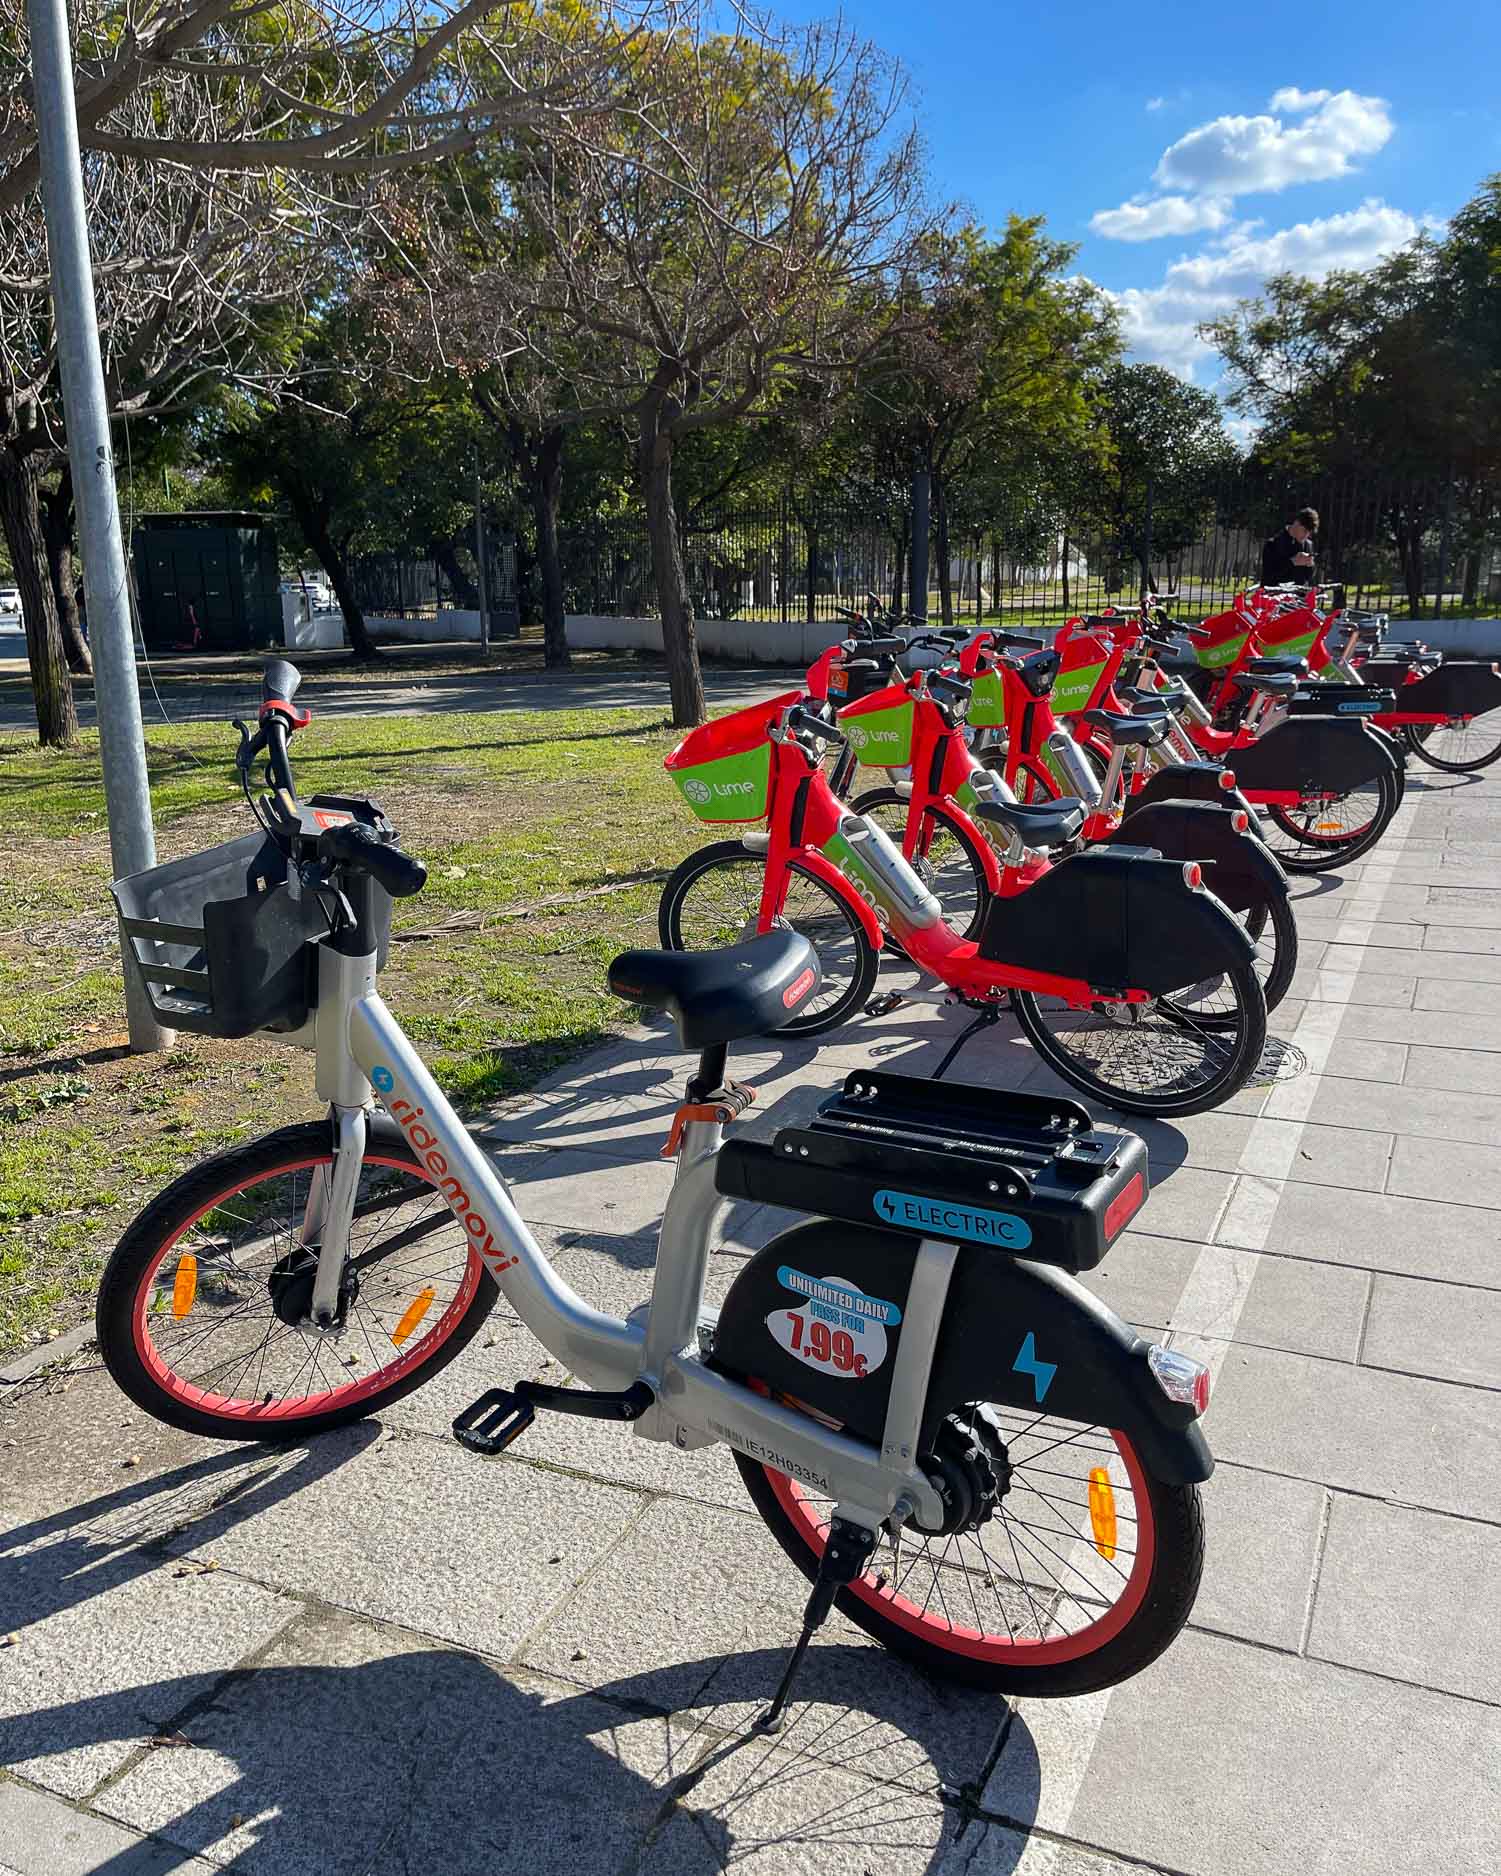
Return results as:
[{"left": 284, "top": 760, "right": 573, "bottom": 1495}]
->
[
  {"left": 866, "top": 990, "right": 905, "bottom": 1017},
  {"left": 452, "top": 1388, "right": 535, "bottom": 1457}
]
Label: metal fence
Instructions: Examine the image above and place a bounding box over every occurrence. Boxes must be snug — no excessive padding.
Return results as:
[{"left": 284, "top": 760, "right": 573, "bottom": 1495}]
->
[
  {"left": 560, "top": 474, "right": 1501, "bottom": 629},
  {"left": 348, "top": 524, "right": 518, "bottom": 623}
]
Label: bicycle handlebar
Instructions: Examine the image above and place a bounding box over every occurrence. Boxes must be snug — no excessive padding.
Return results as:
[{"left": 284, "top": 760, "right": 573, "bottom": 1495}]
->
[
  {"left": 787, "top": 703, "right": 847, "bottom": 745},
  {"left": 319, "top": 820, "right": 429, "bottom": 899}
]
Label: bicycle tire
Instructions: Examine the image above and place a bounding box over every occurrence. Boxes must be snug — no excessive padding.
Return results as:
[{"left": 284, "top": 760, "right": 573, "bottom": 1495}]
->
[
  {"left": 96, "top": 1123, "right": 500, "bottom": 1440},
  {"left": 1401, "top": 718, "right": 1501, "bottom": 773},
  {"left": 1011, "top": 958, "right": 1267, "bottom": 1118},
  {"left": 848, "top": 787, "right": 990, "bottom": 940},
  {"left": 657, "top": 840, "right": 877, "bottom": 1038},
  {"left": 1262, "top": 762, "right": 1400, "bottom": 872},
  {"left": 735, "top": 1433, "right": 1204, "bottom": 1697}
]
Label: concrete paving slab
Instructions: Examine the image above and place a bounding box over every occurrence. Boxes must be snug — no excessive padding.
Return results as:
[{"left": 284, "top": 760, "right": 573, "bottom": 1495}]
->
[
  {"left": 1109, "top": 1166, "right": 1232, "bottom": 1245},
  {"left": 1422, "top": 925, "right": 1501, "bottom": 954},
  {"left": 1308, "top": 1496, "right": 1501, "bottom": 1704},
  {"left": 983, "top": 1628, "right": 1501, "bottom": 1876},
  {"left": 94, "top": 1605, "right": 689, "bottom": 1876},
  {"left": 0, "top": 1782, "right": 222, "bottom": 1876},
  {"left": 1219, "top": 1180, "right": 1501, "bottom": 1288},
  {"left": 1287, "top": 965, "right": 1416, "bottom": 1007},
  {"left": 1318, "top": 1035, "right": 1408, "bottom": 1083},
  {"left": 524, "top": 1494, "right": 1006, "bottom": 1800},
  {"left": 492, "top": 1143, "right": 674, "bottom": 1235},
  {"left": 1388, "top": 1135, "right": 1501, "bottom": 1209},
  {"left": 1204, "top": 1342, "right": 1500, "bottom": 1517},
  {"left": 1191, "top": 1461, "right": 1325, "bottom": 1652},
  {"left": 1235, "top": 1117, "right": 1393, "bottom": 1192},
  {"left": 0, "top": 1540, "right": 297, "bottom": 1799},
  {"left": 1215, "top": 1252, "right": 1369, "bottom": 1362},
  {"left": 168, "top": 1426, "right": 646, "bottom": 1660},
  {"left": 1411, "top": 977, "right": 1501, "bottom": 1013},
  {"left": 1336, "top": 1004, "right": 1501, "bottom": 1050},
  {"left": 1404, "top": 1040, "right": 1501, "bottom": 1094},
  {"left": 1301, "top": 1076, "right": 1501, "bottom": 1149},
  {"left": 1286, "top": 917, "right": 1424, "bottom": 950},
  {"left": 1362, "top": 1273, "right": 1501, "bottom": 1388},
  {"left": 644, "top": 1728, "right": 961, "bottom": 1876},
  {"left": 1079, "top": 1230, "right": 1199, "bottom": 1334}
]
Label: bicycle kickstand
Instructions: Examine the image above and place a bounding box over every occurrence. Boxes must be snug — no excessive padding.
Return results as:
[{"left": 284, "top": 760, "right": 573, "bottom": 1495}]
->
[{"left": 758, "top": 1516, "right": 879, "bottom": 1734}]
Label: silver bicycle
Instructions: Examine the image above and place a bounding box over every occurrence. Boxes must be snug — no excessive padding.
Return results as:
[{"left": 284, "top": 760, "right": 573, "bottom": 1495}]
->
[{"left": 98, "top": 659, "right": 1215, "bottom": 1714}]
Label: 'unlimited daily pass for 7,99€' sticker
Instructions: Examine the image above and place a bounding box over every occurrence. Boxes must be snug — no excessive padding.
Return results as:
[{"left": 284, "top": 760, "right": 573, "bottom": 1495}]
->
[{"left": 766, "top": 1267, "right": 902, "bottom": 1380}]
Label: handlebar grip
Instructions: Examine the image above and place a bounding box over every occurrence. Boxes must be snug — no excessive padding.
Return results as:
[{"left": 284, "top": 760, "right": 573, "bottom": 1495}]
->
[
  {"left": 787, "top": 705, "right": 847, "bottom": 745},
  {"left": 1182, "top": 624, "right": 1212, "bottom": 642},
  {"left": 928, "top": 672, "right": 971, "bottom": 701},
  {"left": 262, "top": 658, "right": 303, "bottom": 707},
  {"left": 322, "top": 822, "right": 428, "bottom": 898},
  {"left": 991, "top": 629, "right": 1045, "bottom": 650}
]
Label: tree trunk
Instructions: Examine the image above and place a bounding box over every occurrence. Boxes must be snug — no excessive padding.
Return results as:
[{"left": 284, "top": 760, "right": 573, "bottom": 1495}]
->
[
  {"left": 1461, "top": 548, "right": 1481, "bottom": 611},
  {"left": 638, "top": 420, "right": 704, "bottom": 728},
  {"left": 0, "top": 447, "right": 79, "bottom": 745},
  {"left": 531, "top": 426, "right": 569, "bottom": 669},
  {"left": 891, "top": 521, "right": 908, "bottom": 618},
  {"left": 432, "top": 535, "right": 479, "bottom": 611},
  {"left": 934, "top": 476, "right": 954, "bottom": 630},
  {"left": 39, "top": 473, "right": 92, "bottom": 674},
  {"left": 297, "top": 503, "right": 381, "bottom": 660},
  {"left": 1060, "top": 529, "right": 1071, "bottom": 616}
]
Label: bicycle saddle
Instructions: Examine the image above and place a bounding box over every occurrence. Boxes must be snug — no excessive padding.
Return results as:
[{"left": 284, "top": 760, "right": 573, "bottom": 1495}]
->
[
  {"left": 607, "top": 931, "right": 820, "bottom": 1047},
  {"left": 1081, "top": 708, "right": 1168, "bottom": 747},
  {"left": 1230, "top": 670, "right": 1299, "bottom": 696},
  {"left": 1116, "top": 686, "right": 1188, "bottom": 716},
  {"left": 972, "top": 797, "right": 1086, "bottom": 850},
  {"left": 1249, "top": 655, "right": 1308, "bottom": 677}
]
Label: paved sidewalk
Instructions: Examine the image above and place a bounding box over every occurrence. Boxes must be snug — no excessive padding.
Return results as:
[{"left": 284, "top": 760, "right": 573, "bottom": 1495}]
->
[{"left": 3, "top": 765, "right": 1500, "bottom": 1874}]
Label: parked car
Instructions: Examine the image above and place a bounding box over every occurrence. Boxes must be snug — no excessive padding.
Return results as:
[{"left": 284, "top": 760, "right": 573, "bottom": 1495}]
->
[{"left": 0, "top": 587, "right": 23, "bottom": 629}]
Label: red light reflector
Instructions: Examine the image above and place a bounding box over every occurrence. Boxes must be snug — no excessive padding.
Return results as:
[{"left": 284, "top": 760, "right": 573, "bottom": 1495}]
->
[
  {"left": 1183, "top": 862, "right": 1203, "bottom": 890},
  {"left": 1217, "top": 769, "right": 1236, "bottom": 790},
  {"left": 1231, "top": 810, "right": 1250, "bottom": 833},
  {"left": 1103, "top": 1171, "right": 1145, "bottom": 1240}
]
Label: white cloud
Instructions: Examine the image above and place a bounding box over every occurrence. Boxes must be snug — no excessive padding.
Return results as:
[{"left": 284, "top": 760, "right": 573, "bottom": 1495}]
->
[
  {"left": 1091, "top": 194, "right": 1233, "bottom": 241},
  {"left": 1146, "top": 96, "right": 1166, "bottom": 112},
  {"left": 1267, "top": 87, "right": 1331, "bottom": 115},
  {"left": 1153, "top": 89, "right": 1392, "bottom": 196},
  {"left": 1103, "top": 199, "right": 1434, "bottom": 381}
]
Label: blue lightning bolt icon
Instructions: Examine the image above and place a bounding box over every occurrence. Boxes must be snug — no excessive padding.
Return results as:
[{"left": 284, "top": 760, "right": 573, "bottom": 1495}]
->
[
  {"left": 1013, "top": 1332, "right": 1057, "bottom": 1404},
  {"left": 878, "top": 1194, "right": 897, "bottom": 1219}
]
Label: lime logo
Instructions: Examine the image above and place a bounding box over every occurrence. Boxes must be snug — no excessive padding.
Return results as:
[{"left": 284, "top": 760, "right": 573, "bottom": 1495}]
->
[
  {"left": 682, "top": 778, "right": 712, "bottom": 805},
  {"left": 846, "top": 724, "right": 870, "bottom": 750}
]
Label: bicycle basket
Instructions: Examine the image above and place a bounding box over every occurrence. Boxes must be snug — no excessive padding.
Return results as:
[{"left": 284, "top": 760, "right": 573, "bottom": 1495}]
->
[
  {"left": 968, "top": 669, "right": 1006, "bottom": 728},
  {"left": 1051, "top": 630, "right": 1111, "bottom": 717},
  {"left": 838, "top": 683, "right": 916, "bottom": 767},
  {"left": 1193, "top": 605, "right": 1252, "bottom": 670},
  {"left": 112, "top": 831, "right": 340, "bottom": 1038},
  {"left": 664, "top": 691, "right": 800, "bottom": 823}
]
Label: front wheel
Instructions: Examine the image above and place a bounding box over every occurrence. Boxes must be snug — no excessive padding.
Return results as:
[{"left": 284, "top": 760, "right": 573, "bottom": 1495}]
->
[
  {"left": 97, "top": 1123, "right": 500, "bottom": 1440},
  {"left": 1402, "top": 718, "right": 1501, "bottom": 773},
  {"left": 736, "top": 1415, "right": 1204, "bottom": 1697},
  {"left": 658, "top": 841, "right": 878, "bottom": 1037},
  {"left": 1011, "top": 958, "right": 1267, "bottom": 1118}
]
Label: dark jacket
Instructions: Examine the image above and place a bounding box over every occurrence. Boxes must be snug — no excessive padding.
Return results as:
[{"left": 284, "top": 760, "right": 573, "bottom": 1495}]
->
[{"left": 1261, "top": 529, "right": 1314, "bottom": 588}]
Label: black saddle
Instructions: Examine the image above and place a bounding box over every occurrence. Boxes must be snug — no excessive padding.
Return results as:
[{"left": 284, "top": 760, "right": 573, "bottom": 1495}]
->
[
  {"left": 607, "top": 931, "right": 820, "bottom": 1048},
  {"left": 1231, "top": 670, "right": 1299, "bottom": 697},
  {"left": 1081, "top": 708, "right": 1168, "bottom": 748},
  {"left": 972, "top": 796, "right": 1087, "bottom": 850},
  {"left": 1249, "top": 655, "right": 1309, "bottom": 676},
  {"left": 1118, "top": 686, "right": 1189, "bottom": 716}
]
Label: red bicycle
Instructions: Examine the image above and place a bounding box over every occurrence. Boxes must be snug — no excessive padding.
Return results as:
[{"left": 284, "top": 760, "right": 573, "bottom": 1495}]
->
[{"left": 658, "top": 678, "right": 1267, "bottom": 1117}]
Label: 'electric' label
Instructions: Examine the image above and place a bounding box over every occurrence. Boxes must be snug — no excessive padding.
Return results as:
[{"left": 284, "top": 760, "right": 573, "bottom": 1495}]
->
[{"left": 873, "top": 1189, "right": 1032, "bottom": 1249}]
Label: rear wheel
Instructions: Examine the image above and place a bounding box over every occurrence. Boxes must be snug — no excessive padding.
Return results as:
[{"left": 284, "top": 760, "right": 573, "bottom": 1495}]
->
[
  {"left": 658, "top": 841, "right": 877, "bottom": 1037},
  {"left": 1260, "top": 764, "right": 1400, "bottom": 872},
  {"left": 1402, "top": 718, "right": 1501, "bottom": 773},
  {"left": 736, "top": 1412, "right": 1203, "bottom": 1697},
  {"left": 849, "top": 787, "right": 990, "bottom": 940},
  {"left": 1011, "top": 958, "right": 1266, "bottom": 1118},
  {"left": 97, "top": 1124, "right": 499, "bottom": 1439}
]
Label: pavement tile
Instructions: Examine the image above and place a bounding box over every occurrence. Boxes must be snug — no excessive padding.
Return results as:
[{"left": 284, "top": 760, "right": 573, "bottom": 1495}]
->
[
  {"left": 1113, "top": 1166, "right": 1231, "bottom": 1245},
  {"left": 95, "top": 1605, "right": 687, "bottom": 1876},
  {"left": 1411, "top": 977, "right": 1501, "bottom": 1013},
  {"left": 0, "top": 1783, "right": 221, "bottom": 1876},
  {"left": 983, "top": 1628, "right": 1501, "bottom": 1876},
  {"left": 1422, "top": 925, "right": 1501, "bottom": 955},
  {"left": 1337, "top": 1005, "right": 1501, "bottom": 1050},
  {"left": 1219, "top": 1181, "right": 1501, "bottom": 1288},
  {"left": 643, "top": 1731, "right": 961, "bottom": 1875},
  {"left": 1235, "top": 1117, "right": 1392, "bottom": 1192},
  {"left": 1210, "top": 1252, "right": 1369, "bottom": 1362},
  {"left": 493, "top": 1143, "right": 674, "bottom": 1235},
  {"left": 1287, "top": 918, "right": 1424, "bottom": 950},
  {"left": 1287, "top": 965, "right": 1416, "bottom": 1007},
  {"left": 1362, "top": 1274, "right": 1501, "bottom": 1388},
  {"left": 1190, "top": 1460, "right": 1325, "bottom": 1652},
  {"left": 169, "top": 1425, "right": 647, "bottom": 1661},
  {"left": 1203, "top": 1343, "right": 1499, "bottom": 1517},
  {"left": 1409, "top": 901, "right": 1501, "bottom": 931},
  {"left": 1301, "top": 1077, "right": 1501, "bottom": 1149},
  {"left": 1404, "top": 1041, "right": 1501, "bottom": 1094},
  {"left": 1318, "top": 1036, "right": 1408, "bottom": 1083},
  {"left": 525, "top": 1495, "right": 1006, "bottom": 1798},
  {"left": 1080, "top": 1230, "right": 1199, "bottom": 1335},
  {"left": 1388, "top": 1136, "right": 1501, "bottom": 1209},
  {"left": 1308, "top": 1497, "right": 1501, "bottom": 1704}
]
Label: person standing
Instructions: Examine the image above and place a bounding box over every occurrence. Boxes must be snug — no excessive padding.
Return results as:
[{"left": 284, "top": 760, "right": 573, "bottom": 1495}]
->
[{"left": 1261, "top": 507, "right": 1319, "bottom": 588}]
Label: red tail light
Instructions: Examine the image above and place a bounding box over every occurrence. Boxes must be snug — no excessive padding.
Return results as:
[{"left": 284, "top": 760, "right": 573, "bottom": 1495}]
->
[
  {"left": 1231, "top": 810, "right": 1250, "bottom": 833},
  {"left": 1216, "top": 769, "right": 1236, "bottom": 790},
  {"left": 1182, "top": 863, "right": 1203, "bottom": 890}
]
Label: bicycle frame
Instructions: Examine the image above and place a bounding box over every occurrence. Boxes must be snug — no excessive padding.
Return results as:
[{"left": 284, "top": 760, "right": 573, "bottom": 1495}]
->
[{"left": 303, "top": 939, "right": 949, "bottom": 1532}]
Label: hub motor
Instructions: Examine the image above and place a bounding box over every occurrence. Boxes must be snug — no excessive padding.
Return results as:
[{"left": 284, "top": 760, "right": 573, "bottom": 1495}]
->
[{"left": 911, "top": 1404, "right": 1012, "bottom": 1536}]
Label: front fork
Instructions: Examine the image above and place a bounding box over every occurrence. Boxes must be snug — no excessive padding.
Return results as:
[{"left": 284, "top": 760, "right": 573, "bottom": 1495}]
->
[{"left": 304, "top": 1105, "right": 369, "bottom": 1327}]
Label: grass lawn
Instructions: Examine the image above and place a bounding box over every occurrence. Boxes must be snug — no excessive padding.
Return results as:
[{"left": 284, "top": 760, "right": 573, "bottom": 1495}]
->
[{"left": 0, "top": 701, "right": 714, "bottom": 1357}]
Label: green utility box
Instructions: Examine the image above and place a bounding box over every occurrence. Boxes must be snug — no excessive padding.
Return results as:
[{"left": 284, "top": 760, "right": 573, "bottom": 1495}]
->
[{"left": 132, "top": 513, "right": 280, "bottom": 653}]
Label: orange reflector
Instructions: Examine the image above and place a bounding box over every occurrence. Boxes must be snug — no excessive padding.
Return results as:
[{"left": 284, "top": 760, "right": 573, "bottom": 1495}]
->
[
  {"left": 1316, "top": 821, "right": 1344, "bottom": 833},
  {"left": 170, "top": 1255, "right": 198, "bottom": 1319},
  {"left": 1088, "top": 1467, "right": 1118, "bottom": 1561},
  {"left": 390, "top": 1286, "right": 436, "bottom": 1348}
]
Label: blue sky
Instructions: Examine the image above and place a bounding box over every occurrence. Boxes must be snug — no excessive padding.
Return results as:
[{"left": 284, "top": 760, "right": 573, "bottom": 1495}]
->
[{"left": 776, "top": 0, "right": 1500, "bottom": 394}]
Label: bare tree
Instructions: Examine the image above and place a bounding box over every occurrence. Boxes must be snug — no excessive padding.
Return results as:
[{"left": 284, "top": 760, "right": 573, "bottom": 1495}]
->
[{"left": 432, "top": 11, "right": 932, "bottom": 726}]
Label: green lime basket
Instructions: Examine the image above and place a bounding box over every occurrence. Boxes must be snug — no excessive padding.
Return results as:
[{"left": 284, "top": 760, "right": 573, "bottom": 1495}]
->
[{"left": 664, "top": 690, "right": 801, "bottom": 822}]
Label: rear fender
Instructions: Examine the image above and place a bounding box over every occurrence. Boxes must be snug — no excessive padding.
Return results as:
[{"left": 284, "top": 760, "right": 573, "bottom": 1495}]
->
[
  {"left": 1231, "top": 716, "right": 1399, "bottom": 794},
  {"left": 1134, "top": 762, "right": 1255, "bottom": 820},
  {"left": 1111, "top": 800, "right": 1289, "bottom": 915},
  {"left": 710, "top": 1220, "right": 1212, "bottom": 1487}
]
